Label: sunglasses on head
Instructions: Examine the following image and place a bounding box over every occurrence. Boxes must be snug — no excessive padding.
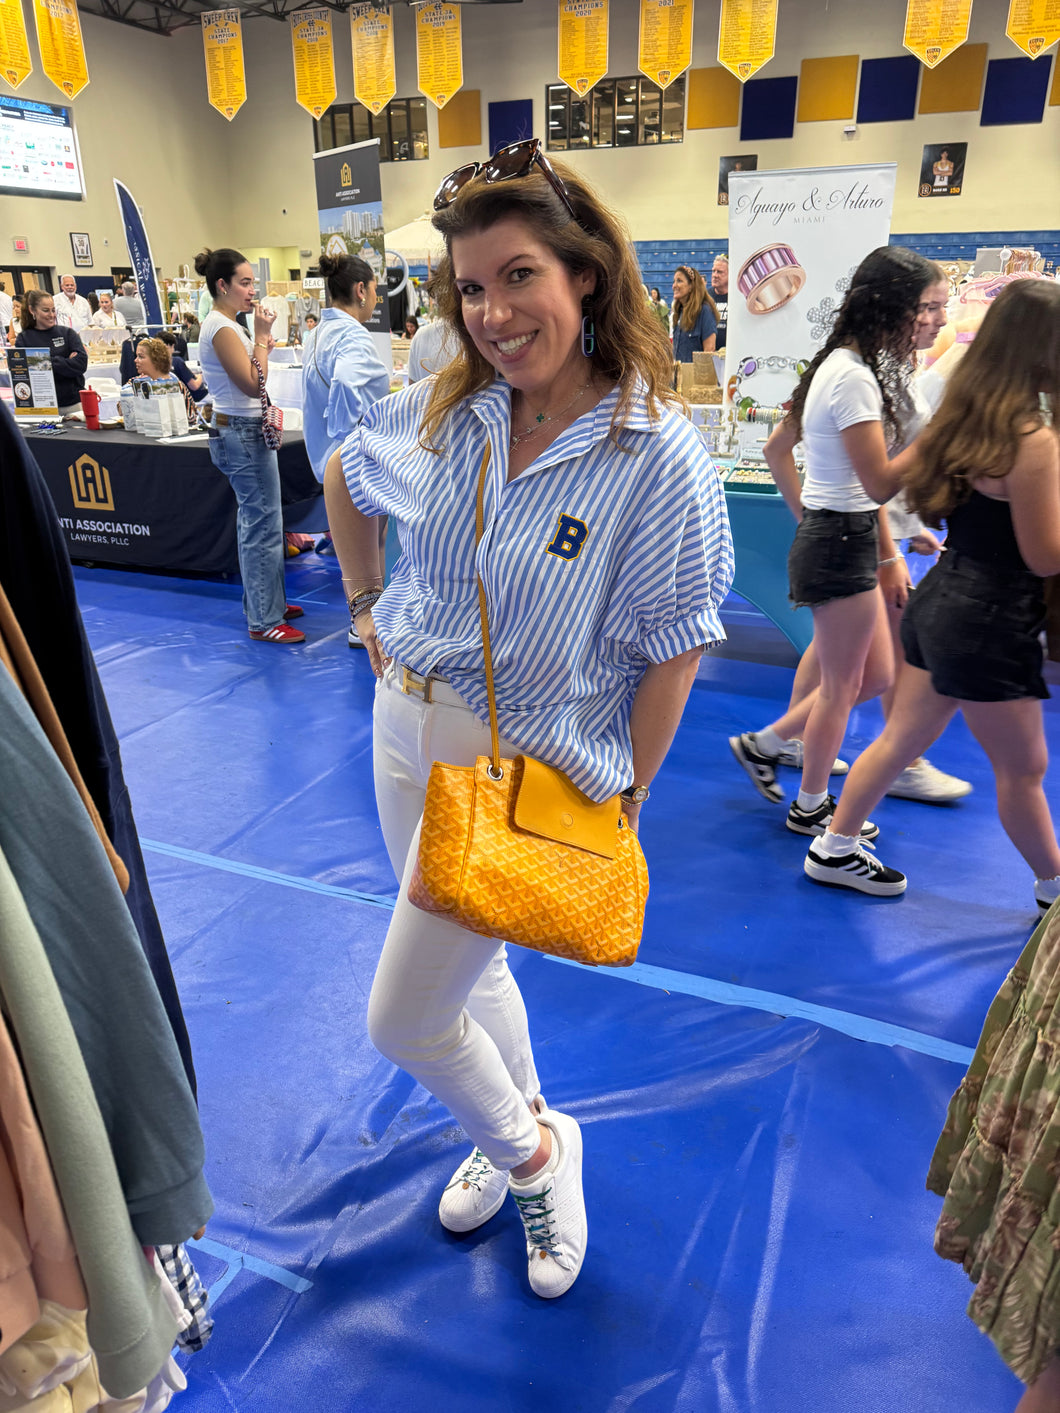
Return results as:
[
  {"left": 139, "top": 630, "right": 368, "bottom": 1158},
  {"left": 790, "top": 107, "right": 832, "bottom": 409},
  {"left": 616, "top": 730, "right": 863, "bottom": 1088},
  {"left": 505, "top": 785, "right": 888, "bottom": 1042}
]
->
[{"left": 433, "top": 138, "right": 578, "bottom": 223}]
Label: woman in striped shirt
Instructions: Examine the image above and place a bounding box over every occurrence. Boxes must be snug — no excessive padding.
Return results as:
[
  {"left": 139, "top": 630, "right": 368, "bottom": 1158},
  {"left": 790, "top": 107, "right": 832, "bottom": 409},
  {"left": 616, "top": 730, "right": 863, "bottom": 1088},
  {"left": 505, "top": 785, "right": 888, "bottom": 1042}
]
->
[{"left": 324, "top": 140, "right": 733, "bottom": 1301}]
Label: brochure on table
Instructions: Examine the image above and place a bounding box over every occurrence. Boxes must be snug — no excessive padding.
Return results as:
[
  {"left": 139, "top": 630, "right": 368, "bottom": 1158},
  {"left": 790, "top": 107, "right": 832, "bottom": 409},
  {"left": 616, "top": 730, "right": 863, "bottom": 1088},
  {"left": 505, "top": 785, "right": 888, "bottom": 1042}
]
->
[
  {"left": 8, "top": 348, "right": 58, "bottom": 418},
  {"left": 725, "top": 163, "right": 897, "bottom": 459}
]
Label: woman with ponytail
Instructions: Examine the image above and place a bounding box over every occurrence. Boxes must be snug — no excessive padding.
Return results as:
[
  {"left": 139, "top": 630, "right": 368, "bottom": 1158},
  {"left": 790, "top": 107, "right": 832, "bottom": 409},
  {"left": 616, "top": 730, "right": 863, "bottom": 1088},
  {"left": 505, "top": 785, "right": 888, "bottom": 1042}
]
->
[{"left": 729, "top": 246, "right": 945, "bottom": 881}]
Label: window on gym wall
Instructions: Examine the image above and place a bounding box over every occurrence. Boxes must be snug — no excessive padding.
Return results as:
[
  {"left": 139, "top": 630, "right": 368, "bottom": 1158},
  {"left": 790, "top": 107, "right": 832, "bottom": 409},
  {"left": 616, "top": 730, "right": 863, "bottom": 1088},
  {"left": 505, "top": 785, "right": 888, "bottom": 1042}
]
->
[
  {"left": 313, "top": 98, "right": 429, "bottom": 162},
  {"left": 546, "top": 75, "right": 685, "bottom": 151}
]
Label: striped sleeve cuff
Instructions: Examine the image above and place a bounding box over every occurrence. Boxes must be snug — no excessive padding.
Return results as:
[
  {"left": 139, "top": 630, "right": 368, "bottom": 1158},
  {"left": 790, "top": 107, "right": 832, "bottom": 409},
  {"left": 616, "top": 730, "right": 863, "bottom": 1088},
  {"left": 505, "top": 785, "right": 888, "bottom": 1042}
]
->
[{"left": 638, "top": 602, "right": 727, "bottom": 663}]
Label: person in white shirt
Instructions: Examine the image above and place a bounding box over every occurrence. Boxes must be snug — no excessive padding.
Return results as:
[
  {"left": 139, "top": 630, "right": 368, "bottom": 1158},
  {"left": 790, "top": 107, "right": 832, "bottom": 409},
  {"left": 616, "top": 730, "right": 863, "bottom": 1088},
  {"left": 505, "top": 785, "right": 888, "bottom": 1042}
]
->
[
  {"left": 55, "top": 275, "right": 92, "bottom": 331},
  {"left": 89, "top": 291, "right": 129, "bottom": 338},
  {"left": 407, "top": 317, "right": 459, "bottom": 382},
  {"left": 729, "top": 247, "right": 952, "bottom": 879},
  {"left": 0, "top": 283, "right": 12, "bottom": 336}
]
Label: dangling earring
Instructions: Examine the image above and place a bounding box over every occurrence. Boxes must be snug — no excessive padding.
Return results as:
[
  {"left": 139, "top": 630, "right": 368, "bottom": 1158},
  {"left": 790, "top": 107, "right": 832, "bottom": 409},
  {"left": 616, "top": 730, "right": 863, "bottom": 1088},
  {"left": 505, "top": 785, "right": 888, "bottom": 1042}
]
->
[{"left": 581, "top": 311, "right": 596, "bottom": 358}]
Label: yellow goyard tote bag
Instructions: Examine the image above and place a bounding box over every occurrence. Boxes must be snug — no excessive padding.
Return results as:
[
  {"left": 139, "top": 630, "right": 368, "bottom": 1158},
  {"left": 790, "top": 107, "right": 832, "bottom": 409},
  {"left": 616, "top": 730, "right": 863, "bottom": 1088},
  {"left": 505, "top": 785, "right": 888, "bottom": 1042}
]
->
[{"left": 407, "top": 445, "right": 648, "bottom": 967}]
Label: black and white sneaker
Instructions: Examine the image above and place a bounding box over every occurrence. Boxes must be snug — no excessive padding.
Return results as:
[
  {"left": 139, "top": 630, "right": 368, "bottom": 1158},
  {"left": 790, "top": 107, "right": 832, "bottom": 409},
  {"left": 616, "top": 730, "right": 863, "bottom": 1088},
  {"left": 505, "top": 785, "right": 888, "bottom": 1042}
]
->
[
  {"left": 804, "top": 839, "right": 906, "bottom": 896},
  {"left": 786, "top": 795, "right": 879, "bottom": 842},
  {"left": 729, "top": 732, "right": 784, "bottom": 803},
  {"left": 774, "top": 739, "right": 850, "bottom": 776}
]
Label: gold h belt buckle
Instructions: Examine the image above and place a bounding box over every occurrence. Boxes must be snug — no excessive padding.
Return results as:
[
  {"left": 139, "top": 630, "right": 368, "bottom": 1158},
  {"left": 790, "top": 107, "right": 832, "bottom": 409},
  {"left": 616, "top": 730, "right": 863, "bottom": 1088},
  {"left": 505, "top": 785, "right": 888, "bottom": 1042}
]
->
[{"left": 401, "top": 666, "right": 434, "bottom": 703}]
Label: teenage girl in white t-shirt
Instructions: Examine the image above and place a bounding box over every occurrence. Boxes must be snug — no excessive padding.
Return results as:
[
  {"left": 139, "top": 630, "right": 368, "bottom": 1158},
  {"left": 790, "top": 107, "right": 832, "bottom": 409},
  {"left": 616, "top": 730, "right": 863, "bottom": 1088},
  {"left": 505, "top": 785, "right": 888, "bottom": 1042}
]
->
[{"left": 729, "top": 247, "right": 945, "bottom": 872}]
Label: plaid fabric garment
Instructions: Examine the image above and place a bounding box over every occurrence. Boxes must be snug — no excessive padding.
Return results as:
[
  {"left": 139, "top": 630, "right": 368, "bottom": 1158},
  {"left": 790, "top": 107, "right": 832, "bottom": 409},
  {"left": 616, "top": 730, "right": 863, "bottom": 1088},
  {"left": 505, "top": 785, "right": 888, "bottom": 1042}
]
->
[{"left": 156, "top": 1242, "right": 214, "bottom": 1352}]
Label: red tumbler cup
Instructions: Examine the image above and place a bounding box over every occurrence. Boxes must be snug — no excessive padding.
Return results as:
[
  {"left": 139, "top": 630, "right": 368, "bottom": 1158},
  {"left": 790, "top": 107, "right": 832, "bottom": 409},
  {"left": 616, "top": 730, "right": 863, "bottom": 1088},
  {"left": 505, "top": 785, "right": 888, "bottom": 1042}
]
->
[{"left": 79, "top": 388, "right": 101, "bottom": 430}]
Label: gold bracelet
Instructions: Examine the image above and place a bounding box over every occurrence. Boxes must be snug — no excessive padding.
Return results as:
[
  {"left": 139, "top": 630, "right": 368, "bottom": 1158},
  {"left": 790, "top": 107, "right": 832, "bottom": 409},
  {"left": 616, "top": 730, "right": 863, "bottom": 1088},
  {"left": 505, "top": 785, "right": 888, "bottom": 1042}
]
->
[
  {"left": 254, "top": 341, "right": 269, "bottom": 349},
  {"left": 341, "top": 580, "right": 384, "bottom": 596}
]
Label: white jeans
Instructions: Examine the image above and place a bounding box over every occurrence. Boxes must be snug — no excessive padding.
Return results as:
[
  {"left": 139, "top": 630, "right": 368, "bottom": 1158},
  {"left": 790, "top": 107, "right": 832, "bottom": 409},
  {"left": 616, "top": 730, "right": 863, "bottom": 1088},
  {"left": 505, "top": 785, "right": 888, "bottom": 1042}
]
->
[{"left": 366, "top": 663, "right": 542, "bottom": 1171}]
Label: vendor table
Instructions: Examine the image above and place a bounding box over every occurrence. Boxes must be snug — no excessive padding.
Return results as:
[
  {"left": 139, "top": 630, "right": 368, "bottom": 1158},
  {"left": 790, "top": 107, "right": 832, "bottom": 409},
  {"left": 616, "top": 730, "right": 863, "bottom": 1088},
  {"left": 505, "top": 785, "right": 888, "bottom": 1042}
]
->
[
  {"left": 27, "top": 424, "right": 322, "bottom": 575},
  {"left": 724, "top": 488, "right": 813, "bottom": 653},
  {"left": 266, "top": 364, "right": 304, "bottom": 411}
]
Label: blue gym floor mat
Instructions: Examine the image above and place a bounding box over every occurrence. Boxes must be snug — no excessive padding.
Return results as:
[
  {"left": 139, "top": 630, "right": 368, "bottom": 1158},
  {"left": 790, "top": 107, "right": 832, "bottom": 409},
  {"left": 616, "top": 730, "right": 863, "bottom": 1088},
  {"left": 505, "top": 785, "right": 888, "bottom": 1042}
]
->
[{"left": 73, "top": 554, "right": 1047, "bottom": 1410}]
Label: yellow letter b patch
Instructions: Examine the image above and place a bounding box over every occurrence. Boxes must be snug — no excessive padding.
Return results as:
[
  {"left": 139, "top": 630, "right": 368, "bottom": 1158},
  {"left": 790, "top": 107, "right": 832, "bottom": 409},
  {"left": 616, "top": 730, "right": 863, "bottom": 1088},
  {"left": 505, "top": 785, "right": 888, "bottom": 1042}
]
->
[{"left": 545, "top": 513, "right": 589, "bottom": 561}]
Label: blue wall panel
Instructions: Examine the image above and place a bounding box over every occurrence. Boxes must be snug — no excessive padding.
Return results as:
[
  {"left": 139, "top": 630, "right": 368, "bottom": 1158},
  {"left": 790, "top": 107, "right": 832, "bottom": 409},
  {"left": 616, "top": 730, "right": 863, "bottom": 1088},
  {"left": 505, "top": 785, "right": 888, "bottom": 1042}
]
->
[
  {"left": 856, "top": 55, "right": 921, "bottom": 123},
  {"left": 740, "top": 75, "right": 798, "bottom": 141},
  {"left": 980, "top": 55, "right": 1053, "bottom": 125}
]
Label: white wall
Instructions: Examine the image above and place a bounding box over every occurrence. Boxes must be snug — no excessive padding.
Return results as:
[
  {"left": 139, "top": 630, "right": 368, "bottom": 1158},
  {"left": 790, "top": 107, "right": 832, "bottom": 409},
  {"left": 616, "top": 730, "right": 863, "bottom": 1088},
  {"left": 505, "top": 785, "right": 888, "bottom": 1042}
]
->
[{"left": 4, "top": 0, "right": 1058, "bottom": 280}]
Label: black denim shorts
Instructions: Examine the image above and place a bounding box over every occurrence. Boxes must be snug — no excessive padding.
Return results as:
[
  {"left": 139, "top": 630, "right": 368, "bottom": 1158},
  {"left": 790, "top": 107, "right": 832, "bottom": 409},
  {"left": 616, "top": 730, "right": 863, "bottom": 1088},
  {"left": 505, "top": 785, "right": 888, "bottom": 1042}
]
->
[
  {"left": 901, "top": 552, "right": 1048, "bottom": 701},
  {"left": 787, "top": 508, "right": 879, "bottom": 609}
]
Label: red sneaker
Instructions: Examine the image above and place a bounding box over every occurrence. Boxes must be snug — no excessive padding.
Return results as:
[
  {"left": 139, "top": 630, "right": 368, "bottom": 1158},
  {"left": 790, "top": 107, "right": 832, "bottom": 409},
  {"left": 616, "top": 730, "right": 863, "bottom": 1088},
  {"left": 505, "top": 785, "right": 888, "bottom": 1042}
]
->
[
  {"left": 283, "top": 604, "right": 304, "bottom": 620},
  {"left": 249, "top": 623, "right": 305, "bottom": 644}
]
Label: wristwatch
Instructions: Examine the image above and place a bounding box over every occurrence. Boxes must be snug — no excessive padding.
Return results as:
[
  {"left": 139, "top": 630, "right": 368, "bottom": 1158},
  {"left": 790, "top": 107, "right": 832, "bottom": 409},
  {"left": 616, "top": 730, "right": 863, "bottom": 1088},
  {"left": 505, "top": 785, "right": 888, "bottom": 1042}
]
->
[{"left": 620, "top": 784, "right": 650, "bottom": 804}]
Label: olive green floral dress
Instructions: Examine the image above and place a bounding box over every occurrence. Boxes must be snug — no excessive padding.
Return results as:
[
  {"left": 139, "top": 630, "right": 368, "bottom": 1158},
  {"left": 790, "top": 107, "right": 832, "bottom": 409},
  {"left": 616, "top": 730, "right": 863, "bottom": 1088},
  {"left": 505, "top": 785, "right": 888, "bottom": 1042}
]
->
[{"left": 928, "top": 904, "right": 1060, "bottom": 1385}]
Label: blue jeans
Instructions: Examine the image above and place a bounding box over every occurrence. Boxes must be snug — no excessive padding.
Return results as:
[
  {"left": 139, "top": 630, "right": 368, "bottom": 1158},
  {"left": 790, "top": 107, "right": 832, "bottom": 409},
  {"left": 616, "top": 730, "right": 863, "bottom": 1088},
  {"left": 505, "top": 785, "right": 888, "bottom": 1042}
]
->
[{"left": 208, "top": 416, "right": 285, "bottom": 633}]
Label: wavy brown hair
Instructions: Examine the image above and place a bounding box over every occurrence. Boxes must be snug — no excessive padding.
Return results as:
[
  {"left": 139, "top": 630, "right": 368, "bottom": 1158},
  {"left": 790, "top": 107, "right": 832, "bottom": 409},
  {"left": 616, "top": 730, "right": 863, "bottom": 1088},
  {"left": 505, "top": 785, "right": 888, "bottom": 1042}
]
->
[
  {"left": 136, "top": 337, "right": 172, "bottom": 375},
  {"left": 786, "top": 246, "right": 944, "bottom": 445},
  {"left": 905, "top": 278, "right": 1060, "bottom": 526},
  {"left": 673, "top": 265, "right": 718, "bottom": 334},
  {"left": 420, "top": 155, "right": 676, "bottom": 450}
]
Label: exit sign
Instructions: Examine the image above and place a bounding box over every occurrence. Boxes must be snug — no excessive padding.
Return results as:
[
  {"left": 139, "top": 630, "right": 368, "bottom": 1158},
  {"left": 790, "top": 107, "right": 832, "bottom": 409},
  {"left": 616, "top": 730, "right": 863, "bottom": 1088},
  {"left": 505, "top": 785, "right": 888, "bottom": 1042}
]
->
[{"left": 12, "top": 237, "right": 28, "bottom": 253}]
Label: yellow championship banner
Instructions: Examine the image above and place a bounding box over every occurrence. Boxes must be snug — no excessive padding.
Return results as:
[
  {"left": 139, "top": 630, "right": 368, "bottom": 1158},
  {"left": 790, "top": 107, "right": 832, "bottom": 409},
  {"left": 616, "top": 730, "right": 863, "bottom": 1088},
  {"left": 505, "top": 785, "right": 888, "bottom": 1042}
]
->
[
  {"left": 903, "top": 0, "right": 973, "bottom": 68},
  {"left": 201, "top": 9, "right": 246, "bottom": 121},
  {"left": 558, "top": 0, "right": 609, "bottom": 97},
  {"left": 0, "top": 0, "right": 32, "bottom": 88},
  {"left": 33, "top": 0, "right": 87, "bottom": 99},
  {"left": 290, "top": 8, "right": 335, "bottom": 119},
  {"left": 1006, "top": 0, "right": 1060, "bottom": 57},
  {"left": 416, "top": 0, "right": 462, "bottom": 109},
  {"left": 351, "top": 3, "right": 396, "bottom": 115},
  {"left": 638, "top": 0, "right": 693, "bottom": 89},
  {"left": 717, "top": 0, "right": 777, "bottom": 82}
]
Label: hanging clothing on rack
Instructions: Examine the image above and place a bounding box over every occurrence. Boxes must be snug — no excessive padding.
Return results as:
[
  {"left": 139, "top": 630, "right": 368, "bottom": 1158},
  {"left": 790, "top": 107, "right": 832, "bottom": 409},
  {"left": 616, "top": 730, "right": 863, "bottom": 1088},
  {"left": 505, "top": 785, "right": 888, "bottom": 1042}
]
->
[
  {"left": 0, "top": 668, "right": 211, "bottom": 1246},
  {"left": 0, "top": 401, "right": 197, "bottom": 1095},
  {"left": 0, "top": 841, "right": 182, "bottom": 1400}
]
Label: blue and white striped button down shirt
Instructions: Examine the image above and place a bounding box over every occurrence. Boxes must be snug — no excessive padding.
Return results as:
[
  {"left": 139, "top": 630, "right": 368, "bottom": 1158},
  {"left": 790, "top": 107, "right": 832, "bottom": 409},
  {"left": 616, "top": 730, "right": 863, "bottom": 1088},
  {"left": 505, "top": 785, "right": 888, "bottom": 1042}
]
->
[
  {"left": 301, "top": 309, "right": 391, "bottom": 482},
  {"left": 341, "top": 377, "right": 734, "bottom": 802}
]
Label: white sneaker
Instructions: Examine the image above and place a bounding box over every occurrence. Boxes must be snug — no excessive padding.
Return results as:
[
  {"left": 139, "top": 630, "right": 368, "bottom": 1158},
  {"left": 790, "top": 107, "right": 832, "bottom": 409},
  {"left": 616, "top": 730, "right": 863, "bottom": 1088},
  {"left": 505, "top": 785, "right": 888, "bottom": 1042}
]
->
[
  {"left": 439, "top": 1148, "right": 509, "bottom": 1233},
  {"left": 1035, "top": 879, "right": 1060, "bottom": 915},
  {"left": 509, "top": 1109, "right": 586, "bottom": 1299},
  {"left": 886, "top": 758, "right": 972, "bottom": 804},
  {"left": 774, "top": 739, "right": 849, "bottom": 776},
  {"left": 348, "top": 625, "right": 365, "bottom": 649}
]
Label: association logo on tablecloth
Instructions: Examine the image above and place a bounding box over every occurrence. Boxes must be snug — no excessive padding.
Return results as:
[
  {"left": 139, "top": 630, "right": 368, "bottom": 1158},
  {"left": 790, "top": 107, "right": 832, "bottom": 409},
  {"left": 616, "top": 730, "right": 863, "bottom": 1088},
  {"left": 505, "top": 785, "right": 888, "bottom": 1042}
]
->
[{"left": 68, "top": 453, "right": 114, "bottom": 512}]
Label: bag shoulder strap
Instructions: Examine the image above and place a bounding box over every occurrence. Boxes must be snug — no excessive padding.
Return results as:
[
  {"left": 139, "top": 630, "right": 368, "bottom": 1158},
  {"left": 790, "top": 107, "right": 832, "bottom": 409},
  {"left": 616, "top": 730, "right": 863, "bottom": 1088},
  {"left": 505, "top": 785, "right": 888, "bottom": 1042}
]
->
[{"left": 474, "top": 443, "right": 502, "bottom": 775}]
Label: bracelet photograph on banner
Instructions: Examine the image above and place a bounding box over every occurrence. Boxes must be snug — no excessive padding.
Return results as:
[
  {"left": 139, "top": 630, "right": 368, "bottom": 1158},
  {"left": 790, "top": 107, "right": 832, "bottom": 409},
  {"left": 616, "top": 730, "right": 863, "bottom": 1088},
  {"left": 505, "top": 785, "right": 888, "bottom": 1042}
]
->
[{"left": 724, "top": 162, "right": 898, "bottom": 413}]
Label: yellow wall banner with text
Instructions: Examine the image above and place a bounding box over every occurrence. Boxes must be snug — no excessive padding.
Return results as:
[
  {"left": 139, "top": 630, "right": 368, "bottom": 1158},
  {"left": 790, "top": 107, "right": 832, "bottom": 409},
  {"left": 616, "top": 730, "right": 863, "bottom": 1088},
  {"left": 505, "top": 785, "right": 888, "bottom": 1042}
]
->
[
  {"left": 903, "top": 0, "right": 973, "bottom": 68},
  {"left": 416, "top": 1, "right": 462, "bottom": 110},
  {"left": 1006, "top": 0, "right": 1060, "bottom": 57},
  {"left": 717, "top": 0, "right": 777, "bottom": 82},
  {"left": 638, "top": 0, "right": 692, "bottom": 89},
  {"left": 351, "top": 3, "right": 396, "bottom": 115},
  {"left": 558, "top": 0, "right": 609, "bottom": 97},
  {"left": 290, "top": 8, "right": 335, "bottom": 120},
  {"left": 34, "top": 0, "right": 87, "bottom": 99},
  {"left": 0, "top": 0, "right": 32, "bottom": 89},
  {"left": 201, "top": 9, "right": 246, "bottom": 121}
]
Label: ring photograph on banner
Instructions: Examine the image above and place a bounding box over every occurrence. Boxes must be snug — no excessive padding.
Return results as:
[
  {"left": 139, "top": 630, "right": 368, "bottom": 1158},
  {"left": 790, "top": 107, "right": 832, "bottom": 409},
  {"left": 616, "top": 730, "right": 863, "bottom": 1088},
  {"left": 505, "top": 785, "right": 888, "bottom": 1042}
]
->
[
  {"left": 918, "top": 141, "right": 967, "bottom": 198},
  {"left": 724, "top": 163, "right": 898, "bottom": 414}
]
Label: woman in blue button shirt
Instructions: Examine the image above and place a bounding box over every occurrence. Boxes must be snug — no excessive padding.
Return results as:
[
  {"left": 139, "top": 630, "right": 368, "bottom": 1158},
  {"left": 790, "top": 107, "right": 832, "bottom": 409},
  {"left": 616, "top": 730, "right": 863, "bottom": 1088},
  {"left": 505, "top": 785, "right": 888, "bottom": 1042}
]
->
[
  {"left": 324, "top": 140, "right": 733, "bottom": 1301},
  {"left": 671, "top": 264, "right": 718, "bottom": 364}
]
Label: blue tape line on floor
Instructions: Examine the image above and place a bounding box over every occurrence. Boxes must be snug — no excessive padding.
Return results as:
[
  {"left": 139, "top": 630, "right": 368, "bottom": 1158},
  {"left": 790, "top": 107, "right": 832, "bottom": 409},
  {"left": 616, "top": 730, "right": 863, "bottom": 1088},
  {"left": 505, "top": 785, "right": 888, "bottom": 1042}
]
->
[
  {"left": 544, "top": 956, "right": 975, "bottom": 1067},
  {"left": 143, "top": 837, "right": 974, "bottom": 1068},
  {"left": 189, "top": 1236, "right": 312, "bottom": 1295},
  {"left": 139, "top": 838, "right": 398, "bottom": 910}
]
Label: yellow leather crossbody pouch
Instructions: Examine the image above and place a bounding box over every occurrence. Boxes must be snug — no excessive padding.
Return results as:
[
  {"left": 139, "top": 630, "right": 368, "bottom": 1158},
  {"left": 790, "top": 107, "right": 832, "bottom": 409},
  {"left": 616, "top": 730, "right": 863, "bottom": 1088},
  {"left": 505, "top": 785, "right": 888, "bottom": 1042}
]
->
[{"left": 407, "top": 445, "right": 648, "bottom": 967}]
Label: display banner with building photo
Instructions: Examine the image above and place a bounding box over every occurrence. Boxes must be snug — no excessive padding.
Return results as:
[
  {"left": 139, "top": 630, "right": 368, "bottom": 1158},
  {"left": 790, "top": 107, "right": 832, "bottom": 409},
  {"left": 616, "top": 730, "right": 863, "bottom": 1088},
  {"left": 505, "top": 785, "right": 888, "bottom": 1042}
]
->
[
  {"left": 313, "top": 138, "right": 391, "bottom": 368},
  {"left": 918, "top": 141, "right": 966, "bottom": 196},
  {"left": 724, "top": 163, "right": 897, "bottom": 418},
  {"left": 719, "top": 153, "right": 757, "bottom": 205}
]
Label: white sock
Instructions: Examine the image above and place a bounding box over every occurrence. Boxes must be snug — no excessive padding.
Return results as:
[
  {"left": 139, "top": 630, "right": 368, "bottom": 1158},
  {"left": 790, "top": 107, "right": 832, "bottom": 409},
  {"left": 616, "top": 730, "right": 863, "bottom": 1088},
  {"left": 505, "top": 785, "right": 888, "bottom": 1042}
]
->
[
  {"left": 755, "top": 725, "right": 787, "bottom": 757},
  {"left": 816, "top": 829, "right": 859, "bottom": 857},
  {"left": 1036, "top": 875, "right": 1060, "bottom": 902},
  {"left": 797, "top": 789, "right": 828, "bottom": 812}
]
